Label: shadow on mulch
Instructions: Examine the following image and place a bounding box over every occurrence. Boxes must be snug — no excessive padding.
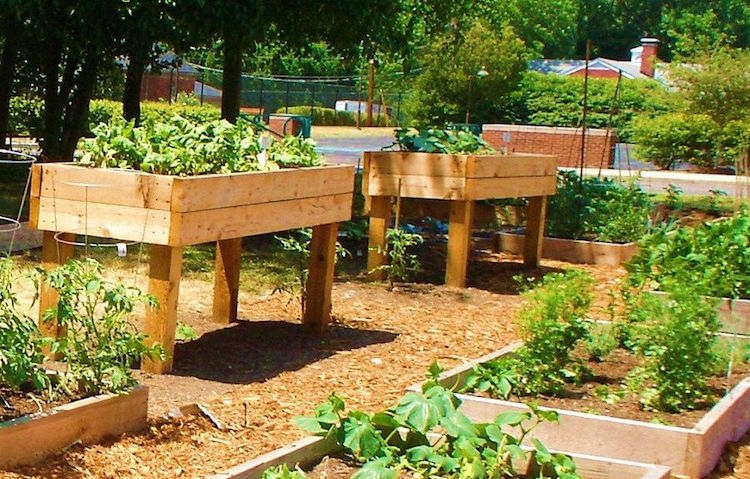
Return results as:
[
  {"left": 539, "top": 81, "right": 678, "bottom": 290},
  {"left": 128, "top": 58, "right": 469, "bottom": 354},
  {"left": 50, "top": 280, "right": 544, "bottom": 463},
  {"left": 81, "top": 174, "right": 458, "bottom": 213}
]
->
[
  {"left": 467, "top": 251, "right": 568, "bottom": 295},
  {"left": 170, "top": 320, "right": 398, "bottom": 384}
]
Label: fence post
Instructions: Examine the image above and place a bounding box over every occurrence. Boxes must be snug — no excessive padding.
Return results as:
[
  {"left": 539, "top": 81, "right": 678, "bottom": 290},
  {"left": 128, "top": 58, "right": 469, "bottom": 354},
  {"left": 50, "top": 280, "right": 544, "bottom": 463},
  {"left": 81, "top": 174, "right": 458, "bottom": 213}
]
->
[
  {"left": 285, "top": 82, "right": 290, "bottom": 114},
  {"left": 259, "top": 78, "right": 264, "bottom": 116}
]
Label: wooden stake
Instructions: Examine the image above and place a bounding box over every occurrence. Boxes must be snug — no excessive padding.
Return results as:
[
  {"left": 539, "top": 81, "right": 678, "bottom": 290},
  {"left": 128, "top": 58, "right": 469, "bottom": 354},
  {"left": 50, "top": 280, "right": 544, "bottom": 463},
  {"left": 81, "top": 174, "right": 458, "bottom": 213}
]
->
[
  {"left": 367, "top": 196, "right": 392, "bottom": 281},
  {"left": 38, "top": 231, "right": 75, "bottom": 350},
  {"left": 303, "top": 223, "right": 338, "bottom": 335},
  {"left": 445, "top": 200, "right": 474, "bottom": 288},
  {"left": 524, "top": 196, "right": 548, "bottom": 268},
  {"left": 143, "top": 244, "right": 183, "bottom": 374},
  {"left": 212, "top": 237, "right": 243, "bottom": 324}
]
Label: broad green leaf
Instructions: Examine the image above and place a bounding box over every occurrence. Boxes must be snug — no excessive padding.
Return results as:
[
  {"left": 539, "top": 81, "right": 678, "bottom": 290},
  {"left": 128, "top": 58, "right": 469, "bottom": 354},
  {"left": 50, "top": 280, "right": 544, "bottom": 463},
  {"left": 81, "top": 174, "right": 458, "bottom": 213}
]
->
[
  {"left": 342, "top": 413, "right": 384, "bottom": 460},
  {"left": 440, "top": 410, "right": 477, "bottom": 438},
  {"left": 393, "top": 391, "right": 440, "bottom": 433},
  {"left": 352, "top": 461, "right": 398, "bottom": 479},
  {"left": 493, "top": 411, "right": 530, "bottom": 427},
  {"left": 292, "top": 416, "right": 328, "bottom": 435}
]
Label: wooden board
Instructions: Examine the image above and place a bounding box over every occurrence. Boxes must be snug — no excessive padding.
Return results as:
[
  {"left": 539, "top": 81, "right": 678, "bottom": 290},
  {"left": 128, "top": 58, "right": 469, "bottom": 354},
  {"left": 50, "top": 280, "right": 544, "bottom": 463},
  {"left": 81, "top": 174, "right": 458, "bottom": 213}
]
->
[
  {"left": 465, "top": 176, "right": 556, "bottom": 200},
  {"left": 368, "top": 174, "right": 466, "bottom": 200},
  {"left": 465, "top": 153, "right": 557, "bottom": 178},
  {"left": 366, "top": 151, "right": 469, "bottom": 178},
  {"left": 415, "top": 346, "right": 750, "bottom": 479},
  {"left": 0, "top": 386, "right": 148, "bottom": 468},
  {"left": 208, "top": 434, "right": 670, "bottom": 479}
]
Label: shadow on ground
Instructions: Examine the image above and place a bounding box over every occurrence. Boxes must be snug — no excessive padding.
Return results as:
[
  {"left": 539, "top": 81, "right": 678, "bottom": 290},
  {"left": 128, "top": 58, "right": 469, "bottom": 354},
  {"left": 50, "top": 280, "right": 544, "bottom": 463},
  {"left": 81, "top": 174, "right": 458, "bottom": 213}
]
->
[
  {"left": 170, "top": 320, "right": 397, "bottom": 384},
  {"left": 467, "top": 251, "right": 568, "bottom": 295}
]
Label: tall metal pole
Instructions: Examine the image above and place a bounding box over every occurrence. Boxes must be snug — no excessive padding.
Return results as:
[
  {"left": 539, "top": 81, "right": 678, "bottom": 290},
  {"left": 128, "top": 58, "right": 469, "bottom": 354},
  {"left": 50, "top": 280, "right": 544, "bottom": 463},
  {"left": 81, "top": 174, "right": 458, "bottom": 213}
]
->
[
  {"left": 579, "top": 40, "right": 591, "bottom": 182},
  {"left": 366, "top": 59, "right": 375, "bottom": 127}
]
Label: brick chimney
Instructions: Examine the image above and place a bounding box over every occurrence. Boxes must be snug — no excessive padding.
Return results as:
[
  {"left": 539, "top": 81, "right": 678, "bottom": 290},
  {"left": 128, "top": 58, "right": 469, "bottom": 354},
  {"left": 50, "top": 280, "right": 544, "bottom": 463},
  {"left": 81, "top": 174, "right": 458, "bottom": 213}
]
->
[{"left": 639, "top": 38, "right": 659, "bottom": 77}]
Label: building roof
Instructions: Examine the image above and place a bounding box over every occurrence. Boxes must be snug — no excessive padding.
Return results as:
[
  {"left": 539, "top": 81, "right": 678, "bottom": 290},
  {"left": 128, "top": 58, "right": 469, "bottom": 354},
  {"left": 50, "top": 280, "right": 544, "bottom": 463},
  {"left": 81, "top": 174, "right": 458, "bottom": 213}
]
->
[{"left": 528, "top": 57, "right": 659, "bottom": 79}]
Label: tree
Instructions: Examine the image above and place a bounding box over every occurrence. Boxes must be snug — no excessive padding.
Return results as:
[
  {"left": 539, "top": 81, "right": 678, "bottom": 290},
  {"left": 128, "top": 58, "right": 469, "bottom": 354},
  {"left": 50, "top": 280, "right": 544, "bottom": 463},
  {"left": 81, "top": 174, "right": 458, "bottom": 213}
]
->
[{"left": 406, "top": 22, "right": 530, "bottom": 126}]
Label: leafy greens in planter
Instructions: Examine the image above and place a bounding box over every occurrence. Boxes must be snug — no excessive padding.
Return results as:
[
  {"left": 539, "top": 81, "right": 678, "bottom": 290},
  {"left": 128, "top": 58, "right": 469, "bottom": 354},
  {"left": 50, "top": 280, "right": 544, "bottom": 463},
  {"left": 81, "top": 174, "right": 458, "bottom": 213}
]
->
[
  {"left": 546, "top": 170, "right": 653, "bottom": 243},
  {"left": 626, "top": 207, "right": 750, "bottom": 299},
  {"left": 281, "top": 365, "right": 581, "bottom": 479},
  {"left": 76, "top": 116, "right": 323, "bottom": 176},
  {"left": 389, "top": 127, "right": 495, "bottom": 154}
]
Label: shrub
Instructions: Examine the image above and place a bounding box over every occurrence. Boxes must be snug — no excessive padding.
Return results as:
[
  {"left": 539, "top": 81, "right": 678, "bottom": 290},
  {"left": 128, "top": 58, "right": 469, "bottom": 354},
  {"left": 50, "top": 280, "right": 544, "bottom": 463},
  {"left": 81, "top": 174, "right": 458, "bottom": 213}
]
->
[
  {"left": 632, "top": 112, "right": 720, "bottom": 169},
  {"left": 626, "top": 207, "right": 750, "bottom": 299},
  {"left": 8, "top": 96, "right": 44, "bottom": 137},
  {"left": 546, "top": 170, "right": 652, "bottom": 243},
  {"left": 275, "top": 106, "right": 391, "bottom": 127}
]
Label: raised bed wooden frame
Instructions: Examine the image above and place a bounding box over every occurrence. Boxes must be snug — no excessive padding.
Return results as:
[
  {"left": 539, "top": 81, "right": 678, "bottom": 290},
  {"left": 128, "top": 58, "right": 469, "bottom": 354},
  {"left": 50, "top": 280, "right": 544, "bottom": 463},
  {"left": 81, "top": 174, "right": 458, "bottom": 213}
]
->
[
  {"left": 363, "top": 152, "right": 557, "bottom": 288},
  {"left": 0, "top": 386, "right": 148, "bottom": 469},
  {"left": 495, "top": 230, "right": 638, "bottom": 266},
  {"left": 30, "top": 163, "right": 355, "bottom": 373},
  {"left": 209, "top": 434, "right": 671, "bottom": 479},
  {"left": 409, "top": 344, "right": 750, "bottom": 478}
]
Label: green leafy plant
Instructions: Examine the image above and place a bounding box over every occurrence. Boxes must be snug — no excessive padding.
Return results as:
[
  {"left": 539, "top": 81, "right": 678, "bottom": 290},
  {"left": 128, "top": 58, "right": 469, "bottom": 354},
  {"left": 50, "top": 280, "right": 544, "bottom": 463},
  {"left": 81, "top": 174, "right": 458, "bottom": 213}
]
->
[
  {"left": 288, "top": 364, "right": 580, "bottom": 479},
  {"left": 390, "top": 127, "right": 494, "bottom": 154},
  {"left": 37, "top": 259, "right": 164, "bottom": 396},
  {"left": 276, "top": 229, "right": 349, "bottom": 318},
  {"left": 582, "top": 324, "right": 617, "bottom": 362},
  {"left": 626, "top": 207, "right": 750, "bottom": 299},
  {"left": 664, "top": 184, "right": 684, "bottom": 210},
  {"left": 262, "top": 464, "right": 306, "bottom": 479},
  {"left": 0, "top": 258, "right": 50, "bottom": 392},
  {"left": 546, "top": 170, "right": 652, "bottom": 243},
  {"left": 632, "top": 112, "right": 720, "bottom": 170},
  {"left": 75, "top": 115, "right": 323, "bottom": 176},
  {"left": 370, "top": 228, "right": 424, "bottom": 291},
  {"left": 464, "top": 270, "right": 594, "bottom": 398},
  {"left": 622, "top": 289, "right": 721, "bottom": 412},
  {"left": 175, "top": 322, "right": 198, "bottom": 342}
]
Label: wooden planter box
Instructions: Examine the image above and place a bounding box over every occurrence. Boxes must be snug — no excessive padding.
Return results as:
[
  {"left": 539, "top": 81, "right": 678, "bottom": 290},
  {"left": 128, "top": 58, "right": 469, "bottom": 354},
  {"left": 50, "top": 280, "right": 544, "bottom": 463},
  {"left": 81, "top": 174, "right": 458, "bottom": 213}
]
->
[
  {"left": 0, "top": 386, "right": 148, "bottom": 468},
  {"left": 364, "top": 152, "right": 556, "bottom": 201},
  {"left": 29, "top": 163, "right": 355, "bottom": 374},
  {"left": 649, "top": 291, "right": 750, "bottom": 336},
  {"left": 30, "top": 163, "right": 354, "bottom": 246},
  {"left": 364, "top": 152, "right": 557, "bottom": 286},
  {"left": 410, "top": 344, "right": 750, "bottom": 478},
  {"left": 209, "top": 434, "right": 671, "bottom": 479},
  {"left": 495, "top": 230, "right": 638, "bottom": 266}
]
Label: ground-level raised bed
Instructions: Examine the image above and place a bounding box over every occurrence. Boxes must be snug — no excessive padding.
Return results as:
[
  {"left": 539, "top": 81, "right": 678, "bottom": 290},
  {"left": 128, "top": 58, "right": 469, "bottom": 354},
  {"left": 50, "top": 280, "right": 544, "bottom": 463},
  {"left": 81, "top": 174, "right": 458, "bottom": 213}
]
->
[
  {"left": 364, "top": 151, "right": 557, "bottom": 287},
  {"left": 30, "top": 163, "right": 355, "bottom": 373},
  {"left": 208, "top": 434, "right": 671, "bottom": 479},
  {"left": 410, "top": 344, "right": 750, "bottom": 479},
  {"left": 494, "top": 230, "right": 637, "bottom": 266},
  {"left": 0, "top": 386, "right": 148, "bottom": 469},
  {"left": 649, "top": 291, "right": 750, "bottom": 336}
]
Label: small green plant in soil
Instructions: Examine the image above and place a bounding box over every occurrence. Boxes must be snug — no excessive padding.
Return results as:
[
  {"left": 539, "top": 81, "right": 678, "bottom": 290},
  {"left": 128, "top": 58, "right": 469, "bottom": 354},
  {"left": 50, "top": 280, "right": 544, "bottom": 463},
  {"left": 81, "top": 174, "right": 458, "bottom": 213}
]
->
[
  {"left": 546, "top": 170, "right": 653, "bottom": 243},
  {"left": 582, "top": 324, "right": 617, "bottom": 363},
  {"left": 370, "top": 228, "right": 424, "bottom": 291},
  {"left": 388, "top": 127, "right": 495, "bottom": 154},
  {"left": 626, "top": 206, "right": 750, "bottom": 299},
  {"left": 278, "top": 363, "right": 580, "bottom": 479},
  {"left": 0, "top": 258, "right": 50, "bottom": 392},
  {"left": 463, "top": 270, "right": 594, "bottom": 398},
  {"left": 275, "top": 229, "right": 349, "bottom": 317},
  {"left": 37, "top": 258, "right": 164, "bottom": 396}
]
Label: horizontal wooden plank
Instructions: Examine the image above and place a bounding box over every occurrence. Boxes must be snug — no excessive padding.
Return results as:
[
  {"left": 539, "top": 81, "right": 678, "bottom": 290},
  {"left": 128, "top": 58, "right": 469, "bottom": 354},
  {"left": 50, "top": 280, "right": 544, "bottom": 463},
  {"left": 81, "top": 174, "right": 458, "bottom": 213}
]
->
[
  {"left": 35, "top": 163, "right": 174, "bottom": 210},
  {"left": 171, "top": 165, "right": 355, "bottom": 212},
  {"left": 368, "top": 174, "right": 467, "bottom": 200},
  {"left": 465, "top": 175, "right": 557, "bottom": 200},
  {"left": 466, "top": 154, "right": 557, "bottom": 178},
  {"left": 173, "top": 193, "right": 353, "bottom": 245},
  {"left": 367, "top": 151, "right": 469, "bottom": 178},
  {"left": 33, "top": 197, "right": 172, "bottom": 244}
]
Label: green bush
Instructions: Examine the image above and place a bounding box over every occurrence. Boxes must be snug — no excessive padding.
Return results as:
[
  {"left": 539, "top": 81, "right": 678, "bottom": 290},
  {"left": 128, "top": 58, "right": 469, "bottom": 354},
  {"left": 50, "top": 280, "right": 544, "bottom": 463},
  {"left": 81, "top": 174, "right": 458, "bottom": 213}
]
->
[
  {"left": 505, "top": 72, "right": 676, "bottom": 143},
  {"left": 632, "top": 113, "right": 720, "bottom": 169},
  {"left": 546, "top": 170, "right": 652, "bottom": 243},
  {"left": 717, "top": 118, "right": 750, "bottom": 165},
  {"left": 275, "top": 106, "right": 391, "bottom": 127},
  {"left": 8, "top": 96, "right": 44, "bottom": 136}
]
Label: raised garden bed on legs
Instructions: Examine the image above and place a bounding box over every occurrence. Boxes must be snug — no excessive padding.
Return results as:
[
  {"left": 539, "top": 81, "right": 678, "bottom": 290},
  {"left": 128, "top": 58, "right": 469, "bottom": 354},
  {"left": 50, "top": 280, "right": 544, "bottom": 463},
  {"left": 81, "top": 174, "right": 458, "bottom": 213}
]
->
[{"left": 30, "top": 163, "right": 355, "bottom": 373}]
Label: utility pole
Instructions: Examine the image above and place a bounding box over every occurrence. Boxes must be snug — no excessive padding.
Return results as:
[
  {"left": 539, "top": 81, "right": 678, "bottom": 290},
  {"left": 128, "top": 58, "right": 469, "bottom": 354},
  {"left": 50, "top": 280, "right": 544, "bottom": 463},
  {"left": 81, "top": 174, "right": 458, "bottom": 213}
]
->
[{"left": 366, "top": 59, "right": 375, "bottom": 127}]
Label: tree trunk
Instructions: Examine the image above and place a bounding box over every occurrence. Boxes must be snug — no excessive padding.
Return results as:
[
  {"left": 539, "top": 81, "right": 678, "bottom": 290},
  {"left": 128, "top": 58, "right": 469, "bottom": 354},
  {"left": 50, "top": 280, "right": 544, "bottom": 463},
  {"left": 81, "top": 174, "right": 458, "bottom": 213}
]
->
[
  {"left": 60, "top": 54, "right": 100, "bottom": 160},
  {"left": 221, "top": 21, "right": 245, "bottom": 124},
  {"left": 123, "top": 45, "right": 147, "bottom": 124},
  {"left": 0, "top": 18, "right": 19, "bottom": 148},
  {"left": 41, "top": 41, "right": 64, "bottom": 162}
]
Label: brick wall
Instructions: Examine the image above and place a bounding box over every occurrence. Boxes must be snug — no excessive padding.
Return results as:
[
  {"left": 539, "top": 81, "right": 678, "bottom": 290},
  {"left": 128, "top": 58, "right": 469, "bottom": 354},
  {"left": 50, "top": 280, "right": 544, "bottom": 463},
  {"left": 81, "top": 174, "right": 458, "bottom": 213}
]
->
[{"left": 482, "top": 124, "right": 616, "bottom": 169}]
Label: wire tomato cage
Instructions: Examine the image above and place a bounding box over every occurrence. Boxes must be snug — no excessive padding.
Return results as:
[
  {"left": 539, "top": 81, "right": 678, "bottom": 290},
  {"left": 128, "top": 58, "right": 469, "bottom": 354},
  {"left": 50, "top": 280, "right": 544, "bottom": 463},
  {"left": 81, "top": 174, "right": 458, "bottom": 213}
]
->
[{"left": 0, "top": 149, "right": 37, "bottom": 255}]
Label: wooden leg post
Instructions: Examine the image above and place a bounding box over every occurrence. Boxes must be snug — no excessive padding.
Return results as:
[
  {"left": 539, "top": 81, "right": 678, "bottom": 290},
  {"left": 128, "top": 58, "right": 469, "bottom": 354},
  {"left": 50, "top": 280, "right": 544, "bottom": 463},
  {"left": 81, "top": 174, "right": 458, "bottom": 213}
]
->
[
  {"left": 303, "top": 223, "right": 338, "bottom": 335},
  {"left": 143, "top": 244, "right": 183, "bottom": 374},
  {"left": 367, "top": 195, "right": 391, "bottom": 281},
  {"left": 524, "top": 195, "right": 548, "bottom": 268},
  {"left": 212, "top": 237, "right": 243, "bottom": 324},
  {"left": 38, "top": 231, "right": 74, "bottom": 348},
  {"left": 445, "top": 200, "right": 475, "bottom": 288}
]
